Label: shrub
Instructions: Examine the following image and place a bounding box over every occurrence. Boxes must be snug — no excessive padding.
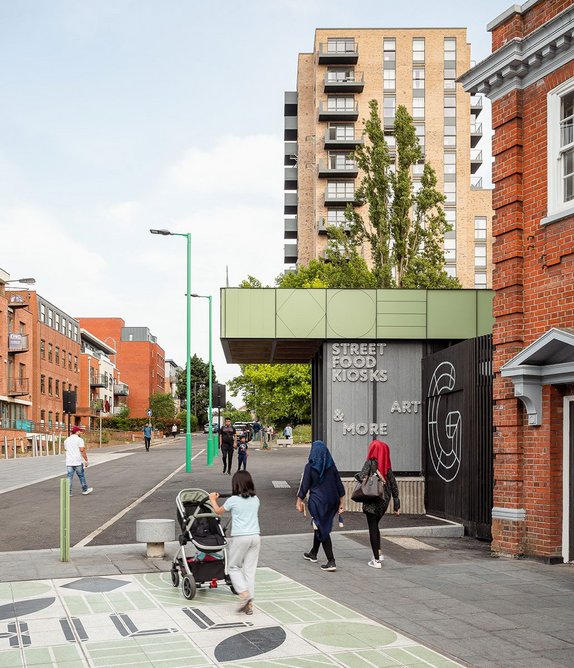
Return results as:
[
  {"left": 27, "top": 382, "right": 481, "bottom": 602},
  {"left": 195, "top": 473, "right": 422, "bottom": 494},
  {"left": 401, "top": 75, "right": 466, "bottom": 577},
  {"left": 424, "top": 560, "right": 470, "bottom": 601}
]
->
[{"left": 293, "top": 424, "right": 312, "bottom": 444}]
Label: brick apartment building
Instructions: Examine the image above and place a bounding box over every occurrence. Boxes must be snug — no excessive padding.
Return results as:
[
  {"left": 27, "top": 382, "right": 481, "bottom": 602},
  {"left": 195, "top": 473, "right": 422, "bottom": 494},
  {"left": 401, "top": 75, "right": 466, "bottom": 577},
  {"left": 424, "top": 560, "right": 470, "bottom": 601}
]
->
[
  {"left": 77, "top": 318, "right": 165, "bottom": 418},
  {"left": 462, "top": 0, "right": 574, "bottom": 562}
]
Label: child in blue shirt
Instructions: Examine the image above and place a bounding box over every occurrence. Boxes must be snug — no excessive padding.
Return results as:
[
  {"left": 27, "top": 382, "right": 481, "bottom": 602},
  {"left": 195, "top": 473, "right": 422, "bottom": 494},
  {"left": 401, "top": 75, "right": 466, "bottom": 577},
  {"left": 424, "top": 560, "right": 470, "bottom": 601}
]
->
[
  {"left": 237, "top": 435, "right": 248, "bottom": 471},
  {"left": 209, "top": 471, "right": 260, "bottom": 615}
]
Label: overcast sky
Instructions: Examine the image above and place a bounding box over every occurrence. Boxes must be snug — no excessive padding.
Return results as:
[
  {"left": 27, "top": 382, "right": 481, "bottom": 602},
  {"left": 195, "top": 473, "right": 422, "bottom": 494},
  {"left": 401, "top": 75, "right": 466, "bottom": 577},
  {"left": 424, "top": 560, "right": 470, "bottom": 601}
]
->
[{"left": 0, "top": 0, "right": 510, "bottom": 403}]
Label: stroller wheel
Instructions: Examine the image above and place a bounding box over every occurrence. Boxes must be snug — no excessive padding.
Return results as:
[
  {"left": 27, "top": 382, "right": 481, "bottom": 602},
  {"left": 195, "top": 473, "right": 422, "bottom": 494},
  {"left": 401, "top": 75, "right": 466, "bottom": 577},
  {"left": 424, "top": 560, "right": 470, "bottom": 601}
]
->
[
  {"left": 182, "top": 575, "right": 197, "bottom": 600},
  {"left": 170, "top": 568, "right": 180, "bottom": 588}
]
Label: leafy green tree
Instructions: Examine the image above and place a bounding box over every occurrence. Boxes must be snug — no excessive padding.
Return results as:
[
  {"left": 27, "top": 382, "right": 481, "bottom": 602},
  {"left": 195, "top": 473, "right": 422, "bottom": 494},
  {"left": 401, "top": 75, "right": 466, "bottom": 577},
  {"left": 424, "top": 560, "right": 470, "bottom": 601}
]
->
[
  {"left": 176, "top": 354, "right": 217, "bottom": 425},
  {"left": 343, "top": 100, "right": 459, "bottom": 289},
  {"left": 228, "top": 364, "right": 311, "bottom": 427},
  {"left": 149, "top": 392, "right": 176, "bottom": 420},
  {"left": 221, "top": 403, "right": 252, "bottom": 425}
]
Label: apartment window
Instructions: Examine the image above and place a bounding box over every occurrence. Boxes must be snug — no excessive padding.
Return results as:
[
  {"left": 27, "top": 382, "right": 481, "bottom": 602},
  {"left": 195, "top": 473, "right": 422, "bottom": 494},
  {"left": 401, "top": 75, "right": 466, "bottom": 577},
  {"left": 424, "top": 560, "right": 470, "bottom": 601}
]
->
[
  {"left": 48, "top": 309, "right": 53, "bottom": 327},
  {"left": 327, "top": 209, "right": 348, "bottom": 225},
  {"left": 55, "top": 379, "right": 60, "bottom": 397},
  {"left": 445, "top": 266, "right": 457, "bottom": 278},
  {"left": 48, "top": 411, "right": 53, "bottom": 428},
  {"left": 61, "top": 317, "right": 66, "bottom": 334},
  {"left": 414, "top": 124, "right": 425, "bottom": 149},
  {"left": 328, "top": 152, "right": 354, "bottom": 170},
  {"left": 383, "top": 38, "right": 396, "bottom": 61},
  {"left": 62, "top": 348, "right": 66, "bottom": 367},
  {"left": 412, "top": 97, "right": 425, "bottom": 120},
  {"left": 474, "top": 272, "right": 487, "bottom": 288},
  {"left": 40, "top": 339, "right": 45, "bottom": 359},
  {"left": 383, "top": 69, "right": 396, "bottom": 91},
  {"left": 74, "top": 356, "right": 78, "bottom": 371},
  {"left": 54, "top": 347, "right": 59, "bottom": 365},
  {"left": 48, "top": 343, "right": 53, "bottom": 362},
  {"left": 40, "top": 410, "right": 45, "bottom": 424},
  {"left": 383, "top": 96, "right": 396, "bottom": 122},
  {"left": 475, "top": 216, "right": 487, "bottom": 240},
  {"left": 40, "top": 304, "right": 46, "bottom": 323},
  {"left": 40, "top": 375, "right": 46, "bottom": 394},
  {"left": 68, "top": 322, "right": 73, "bottom": 339},
  {"left": 444, "top": 38, "right": 456, "bottom": 58},
  {"left": 548, "top": 82, "right": 574, "bottom": 216},
  {"left": 55, "top": 412, "right": 59, "bottom": 425},
  {"left": 327, "top": 38, "right": 355, "bottom": 54},
  {"left": 444, "top": 96, "right": 456, "bottom": 117},
  {"left": 68, "top": 352, "right": 72, "bottom": 370},
  {"left": 385, "top": 131, "right": 396, "bottom": 150},
  {"left": 444, "top": 238, "right": 456, "bottom": 262},
  {"left": 474, "top": 245, "right": 487, "bottom": 268},
  {"left": 413, "top": 68, "right": 425, "bottom": 90},
  {"left": 444, "top": 125, "right": 456, "bottom": 147},
  {"left": 412, "top": 38, "right": 425, "bottom": 63},
  {"left": 444, "top": 153, "right": 456, "bottom": 175},
  {"left": 327, "top": 67, "right": 355, "bottom": 82},
  {"left": 55, "top": 313, "right": 60, "bottom": 331},
  {"left": 413, "top": 161, "right": 425, "bottom": 176},
  {"left": 48, "top": 377, "right": 53, "bottom": 396},
  {"left": 327, "top": 180, "right": 355, "bottom": 199},
  {"left": 329, "top": 123, "right": 355, "bottom": 140},
  {"left": 444, "top": 182, "right": 456, "bottom": 204},
  {"left": 327, "top": 96, "right": 355, "bottom": 111},
  {"left": 445, "top": 209, "right": 456, "bottom": 230}
]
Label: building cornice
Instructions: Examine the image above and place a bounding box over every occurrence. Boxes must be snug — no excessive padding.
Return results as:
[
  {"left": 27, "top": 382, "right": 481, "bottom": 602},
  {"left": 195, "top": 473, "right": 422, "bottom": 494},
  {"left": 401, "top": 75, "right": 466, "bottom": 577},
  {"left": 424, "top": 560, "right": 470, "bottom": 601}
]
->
[
  {"left": 487, "top": 1, "right": 544, "bottom": 33},
  {"left": 460, "top": 4, "right": 574, "bottom": 101}
]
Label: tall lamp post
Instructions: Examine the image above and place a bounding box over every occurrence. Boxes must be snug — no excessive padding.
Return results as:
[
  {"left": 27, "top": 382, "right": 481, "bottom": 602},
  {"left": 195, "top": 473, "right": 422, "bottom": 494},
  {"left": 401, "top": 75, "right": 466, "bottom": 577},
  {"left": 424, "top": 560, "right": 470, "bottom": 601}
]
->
[
  {"left": 190, "top": 294, "right": 214, "bottom": 466},
  {"left": 150, "top": 229, "right": 193, "bottom": 472}
]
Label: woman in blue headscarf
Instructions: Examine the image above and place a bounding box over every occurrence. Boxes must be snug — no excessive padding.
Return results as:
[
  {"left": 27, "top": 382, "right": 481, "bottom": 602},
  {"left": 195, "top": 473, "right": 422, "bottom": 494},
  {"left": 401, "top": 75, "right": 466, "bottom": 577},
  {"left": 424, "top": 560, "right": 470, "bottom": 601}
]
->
[{"left": 296, "top": 440, "right": 345, "bottom": 571}]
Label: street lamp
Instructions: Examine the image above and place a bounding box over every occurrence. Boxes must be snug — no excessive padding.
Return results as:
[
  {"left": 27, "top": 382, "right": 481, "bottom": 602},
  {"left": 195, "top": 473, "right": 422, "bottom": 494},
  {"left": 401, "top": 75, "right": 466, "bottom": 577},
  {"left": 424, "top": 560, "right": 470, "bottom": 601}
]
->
[
  {"left": 191, "top": 293, "right": 215, "bottom": 466},
  {"left": 5, "top": 278, "right": 36, "bottom": 284},
  {"left": 150, "top": 228, "right": 193, "bottom": 473}
]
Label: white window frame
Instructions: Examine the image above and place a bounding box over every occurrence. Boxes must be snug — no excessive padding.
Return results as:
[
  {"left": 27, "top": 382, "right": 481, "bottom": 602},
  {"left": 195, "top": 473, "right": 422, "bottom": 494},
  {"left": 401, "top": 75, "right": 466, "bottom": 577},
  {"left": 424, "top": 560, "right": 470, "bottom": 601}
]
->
[{"left": 547, "top": 77, "right": 574, "bottom": 220}]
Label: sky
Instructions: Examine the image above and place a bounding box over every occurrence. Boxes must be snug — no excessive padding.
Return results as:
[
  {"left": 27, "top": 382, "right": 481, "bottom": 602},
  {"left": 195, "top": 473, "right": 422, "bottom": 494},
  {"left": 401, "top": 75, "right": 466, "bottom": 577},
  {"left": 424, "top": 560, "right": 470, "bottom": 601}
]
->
[{"left": 0, "top": 0, "right": 511, "bottom": 404}]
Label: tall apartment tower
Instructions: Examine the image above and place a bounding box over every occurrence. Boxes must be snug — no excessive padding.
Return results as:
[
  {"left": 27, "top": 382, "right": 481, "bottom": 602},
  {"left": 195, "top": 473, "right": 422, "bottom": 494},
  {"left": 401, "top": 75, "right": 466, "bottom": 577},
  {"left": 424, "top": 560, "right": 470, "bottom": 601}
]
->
[{"left": 284, "top": 28, "right": 493, "bottom": 288}]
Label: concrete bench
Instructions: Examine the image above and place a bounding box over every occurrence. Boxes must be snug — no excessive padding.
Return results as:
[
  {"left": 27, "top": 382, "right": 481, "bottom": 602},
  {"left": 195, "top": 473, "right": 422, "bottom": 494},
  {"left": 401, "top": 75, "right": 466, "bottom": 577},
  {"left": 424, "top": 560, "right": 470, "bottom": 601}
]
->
[
  {"left": 276, "top": 438, "right": 293, "bottom": 447},
  {"left": 136, "top": 519, "right": 175, "bottom": 558}
]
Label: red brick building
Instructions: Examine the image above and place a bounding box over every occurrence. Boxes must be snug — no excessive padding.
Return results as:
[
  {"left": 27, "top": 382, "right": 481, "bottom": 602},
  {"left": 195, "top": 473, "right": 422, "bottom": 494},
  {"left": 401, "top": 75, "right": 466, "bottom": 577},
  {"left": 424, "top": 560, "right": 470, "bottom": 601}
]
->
[
  {"left": 77, "top": 318, "right": 165, "bottom": 418},
  {"left": 462, "top": 0, "right": 574, "bottom": 562}
]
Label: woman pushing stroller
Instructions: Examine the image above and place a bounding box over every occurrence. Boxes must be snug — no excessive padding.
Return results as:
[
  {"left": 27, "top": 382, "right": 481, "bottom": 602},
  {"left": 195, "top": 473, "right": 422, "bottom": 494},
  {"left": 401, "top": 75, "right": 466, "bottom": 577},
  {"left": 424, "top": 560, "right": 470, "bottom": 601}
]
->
[{"left": 209, "top": 471, "right": 260, "bottom": 615}]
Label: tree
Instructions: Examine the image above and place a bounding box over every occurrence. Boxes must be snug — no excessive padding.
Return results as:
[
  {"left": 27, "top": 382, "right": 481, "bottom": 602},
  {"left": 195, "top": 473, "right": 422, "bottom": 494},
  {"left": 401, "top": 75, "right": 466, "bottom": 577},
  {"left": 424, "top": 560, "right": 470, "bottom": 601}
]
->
[
  {"left": 228, "top": 364, "right": 311, "bottom": 427},
  {"left": 221, "top": 403, "right": 252, "bottom": 424},
  {"left": 176, "top": 354, "right": 217, "bottom": 425},
  {"left": 149, "top": 392, "right": 176, "bottom": 420},
  {"left": 343, "top": 100, "right": 460, "bottom": 289}
]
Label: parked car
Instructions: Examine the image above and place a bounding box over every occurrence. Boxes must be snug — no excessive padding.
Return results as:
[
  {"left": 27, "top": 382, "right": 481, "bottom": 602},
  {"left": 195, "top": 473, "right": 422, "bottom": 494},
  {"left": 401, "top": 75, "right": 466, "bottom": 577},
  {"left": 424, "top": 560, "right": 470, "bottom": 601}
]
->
[
  {"left": 203, "top": 423, "right": 219, "bottom": 434},
  {"left": 233, "top": 422, "right": 252, "bottom": 440}
]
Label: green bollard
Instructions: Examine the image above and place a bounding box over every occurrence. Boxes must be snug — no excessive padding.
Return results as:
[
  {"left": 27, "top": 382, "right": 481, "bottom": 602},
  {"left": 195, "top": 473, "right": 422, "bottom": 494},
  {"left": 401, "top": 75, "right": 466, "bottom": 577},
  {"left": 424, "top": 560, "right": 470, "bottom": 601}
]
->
[
  {"left": 207, "top": 436, "right": 214, "bottom": 467},
  {"left": 60, "top": 478, "right": 70, "bottom": 562}
]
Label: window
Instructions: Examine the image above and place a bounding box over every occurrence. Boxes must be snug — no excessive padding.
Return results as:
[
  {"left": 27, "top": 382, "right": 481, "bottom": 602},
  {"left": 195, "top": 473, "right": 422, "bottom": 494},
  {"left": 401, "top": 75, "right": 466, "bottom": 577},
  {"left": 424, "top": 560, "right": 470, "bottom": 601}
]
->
[
  {"left": 327, "top": 96, "right": 355, "bottom": 111},
  {"left": 55, "top": 412, "right": 59, "bottom": 425},
  {"left": 444, "top": 96, "right": 456, "bottom": 117},
  {"left": 444, "top": 38, "right": 456, "bottom": 58},
  {"left": 412, "top": 97, "right": 425, "bottom": 119},
  {"left": 327, "top": 208, "right": 348, "bottom": 225},
  {"left": 68, "top": 352, "right": 72, "bottom": 370},
  {"left": 48, "top": 411, "right": 53, "bottom": 428},
  {"left": 40, "top": 304, "right": 46, "bottom": 323},
  {"left": 413, "top": 68, "right": 425, "bottom": 90},
  {"left": 55, "top": 379, "right": 60, "bottom": 397},
  {"left": 444, "top": 238, "right": 456, "bottom": 261},
  {"left": 55, "top": 313, "right": 60, "bottom": 331},
  {"left": 444, "top": 182, "right": 456, "bottom": 204},
  {"left": 474, "top": 272, "right": 487, "bottom": 288},
  {"left": 474, "top": 245, "right": 487, "bottom": 268},
  {"left": 62, "top": 348, "right": 66, "bottom": 367},
  {"left": 413, "top": 161, "right": 424, "bottom": 176},
  {"left": 327, "top": 67, "right": 355, "bottom": 82},
  {"left": 327, "top": 180, "right": 355, "bottom": 199},
  {"left": 414, "top": 124, "right": 425, "bottom": 149},
  {"left": 74, "top": 356, "right": 78, "bottom": 371},
  {"left": 383, "top": 38, "right": 396, "bottom": 61},
  {"left": 413, "top": 38, "right": 425, "bottom": 63},
  {"left": 328, "top": 152, "right": 354, "bottom": 170},
  {"left": 383, "top": 96, "right": 396, "bottom": 121},
  {"left": 548, "top": 82, "right": 574, "bottom": 216},
  {"left": 40, "top": 410, "right": 45, "bottom": 424},
  {"left": 444, "top": 124, "right": 456, "bottom": 147},
  {"left": 445, "top": 209, "right": 456, "bottom": 230},
  {"left": 47, "top": 309, "right": 53, "bottom": 327},
  {"left": 40, "top": 375, "right": 46, "bottom": 394},
  {"left": 40, "top": 339, "right": 45, "bottom": 359},
  {"left": 474, "top": 216, "right": 487, "bottom": 240},
  {"left": 48, "top": 343, "right": 53, "bottom": 362},
  {"left": 385, "top": 131, "right": 396, "bottom": 150},
  {"left": 444, "top": 152, "right": 456, "bottom": 175},
  {"left": 62, "top": 317, "right": 66, "bottom": 334},
  {"left": 48, "top": 377, "right": 53, "bottom": 396},
  {"left": 68, "top": 322, "right": 73, "bottom": 339},
  {"left": 55, "top": 347, "right": 60, "bottom": 365},
  {"left": 445, "top": 266, "right": 457, "bottom": 278},
  {"left": 328, "top": 123, "right": 355, "bottom": 140},
  {"left": 383, "top": 69, "right": 396, "bottom": 91},
  {"left": 327, "top": 38, "right": 355, "bottom": 54}
]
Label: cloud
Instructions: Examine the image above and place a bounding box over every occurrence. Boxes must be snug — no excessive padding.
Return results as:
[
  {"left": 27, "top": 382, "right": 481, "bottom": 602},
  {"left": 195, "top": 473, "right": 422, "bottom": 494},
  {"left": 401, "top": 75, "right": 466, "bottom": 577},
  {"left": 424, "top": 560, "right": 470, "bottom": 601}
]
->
[{"left": 105, "top": 200, "right": 141, "bottom": 231}]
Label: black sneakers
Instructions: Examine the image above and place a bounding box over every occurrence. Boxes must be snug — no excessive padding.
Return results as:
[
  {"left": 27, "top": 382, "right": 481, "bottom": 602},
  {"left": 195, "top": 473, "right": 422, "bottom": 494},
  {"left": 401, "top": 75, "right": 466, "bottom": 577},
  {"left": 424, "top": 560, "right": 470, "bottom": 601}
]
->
[
  {"left": 320, "top": 560, "right": 337, "bottom": 572},
  {"left": 303, "top": 552, "right": 318, "bottom": 563}
]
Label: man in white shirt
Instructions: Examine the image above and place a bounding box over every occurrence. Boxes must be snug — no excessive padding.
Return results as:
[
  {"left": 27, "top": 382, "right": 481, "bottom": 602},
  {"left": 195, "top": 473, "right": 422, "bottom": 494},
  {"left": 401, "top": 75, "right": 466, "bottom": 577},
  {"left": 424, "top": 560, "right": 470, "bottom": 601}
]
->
[{"left": 65, "top": 426, "right": 93, "bottom": 497}]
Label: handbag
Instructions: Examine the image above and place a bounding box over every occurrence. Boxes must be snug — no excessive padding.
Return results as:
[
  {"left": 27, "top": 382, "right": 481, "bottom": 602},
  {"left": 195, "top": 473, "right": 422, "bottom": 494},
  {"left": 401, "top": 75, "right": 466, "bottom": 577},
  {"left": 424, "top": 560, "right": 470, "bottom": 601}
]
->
[{"left": 351, "top": 470, "right": 387, "bottom": 504}]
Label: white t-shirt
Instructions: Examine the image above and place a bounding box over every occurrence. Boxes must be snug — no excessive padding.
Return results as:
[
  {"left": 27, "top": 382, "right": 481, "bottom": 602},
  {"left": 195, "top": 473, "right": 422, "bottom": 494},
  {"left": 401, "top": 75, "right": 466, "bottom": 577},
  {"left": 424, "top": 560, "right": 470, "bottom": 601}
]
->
[{"left": 64, "top": 434, "right": 85, "bottom": 466}]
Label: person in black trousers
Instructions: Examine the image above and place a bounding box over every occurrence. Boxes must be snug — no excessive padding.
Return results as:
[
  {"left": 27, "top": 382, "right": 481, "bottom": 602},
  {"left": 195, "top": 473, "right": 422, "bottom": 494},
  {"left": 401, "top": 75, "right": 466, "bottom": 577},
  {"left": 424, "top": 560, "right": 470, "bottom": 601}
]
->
[{"left": 219, "top": 417, "right": 236, "bottom": 475}]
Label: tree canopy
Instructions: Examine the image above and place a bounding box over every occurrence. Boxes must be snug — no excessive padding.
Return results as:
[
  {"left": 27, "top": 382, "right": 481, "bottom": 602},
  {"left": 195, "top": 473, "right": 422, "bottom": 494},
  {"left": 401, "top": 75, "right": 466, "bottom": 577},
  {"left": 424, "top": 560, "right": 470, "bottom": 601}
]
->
[{"left": 176, "top": 354, "right": 217, "bottom": 425}]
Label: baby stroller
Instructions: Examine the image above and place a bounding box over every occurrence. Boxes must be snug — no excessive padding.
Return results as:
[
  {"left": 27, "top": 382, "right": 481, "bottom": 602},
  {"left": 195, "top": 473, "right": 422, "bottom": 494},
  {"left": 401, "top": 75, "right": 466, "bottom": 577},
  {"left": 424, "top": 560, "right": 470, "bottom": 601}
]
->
[{"left": 170, "top": 488, "right": 235, "bottom": 600}]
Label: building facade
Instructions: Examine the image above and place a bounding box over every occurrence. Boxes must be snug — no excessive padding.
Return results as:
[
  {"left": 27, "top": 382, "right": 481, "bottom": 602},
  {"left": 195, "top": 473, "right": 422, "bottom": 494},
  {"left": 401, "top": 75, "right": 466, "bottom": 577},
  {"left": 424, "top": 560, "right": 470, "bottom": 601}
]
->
[
  {"left": 284, "top": 28, "right": 493, "bottom": 288},
  {"left": 461, "top": 0, "right": 574, "bottom": 561},
  {"left": 165, "top": 359, "right": 182, "bottom": 412},
  {"left": 77, "top": 318, "right": 165, "bottom": 418}
]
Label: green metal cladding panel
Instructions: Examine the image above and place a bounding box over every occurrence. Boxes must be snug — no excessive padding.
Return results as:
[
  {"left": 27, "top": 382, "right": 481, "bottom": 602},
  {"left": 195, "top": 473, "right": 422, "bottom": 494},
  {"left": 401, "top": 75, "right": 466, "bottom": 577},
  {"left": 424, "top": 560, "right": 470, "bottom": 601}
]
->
[
  {"left": 222, "top": 289, "right": 276, "bottom": 338},
  {"left": 426, "top": 290, "right": 477, "bottom": 339},
  {"left": 326, "top": 289, "right": 377, "bottom": 338},
  {"left": 377, "top": 290, "right": 427, "bottom": 339},
  {"left": 477, "top": 290, "right": 495, "bottom": 336},
  {"left": 276, "top": 289, "right": 326, "bottom": 338}
]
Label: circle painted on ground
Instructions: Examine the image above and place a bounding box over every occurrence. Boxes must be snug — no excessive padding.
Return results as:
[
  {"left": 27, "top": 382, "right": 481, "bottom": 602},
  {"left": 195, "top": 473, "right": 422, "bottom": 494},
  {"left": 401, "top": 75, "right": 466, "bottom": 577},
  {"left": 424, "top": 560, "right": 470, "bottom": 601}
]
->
[
  {"left": 302, "top": 621, "right": 397, "bottom": 648},
  {"left": 11, "top": 582, "right": 53, "bottom": 599}
]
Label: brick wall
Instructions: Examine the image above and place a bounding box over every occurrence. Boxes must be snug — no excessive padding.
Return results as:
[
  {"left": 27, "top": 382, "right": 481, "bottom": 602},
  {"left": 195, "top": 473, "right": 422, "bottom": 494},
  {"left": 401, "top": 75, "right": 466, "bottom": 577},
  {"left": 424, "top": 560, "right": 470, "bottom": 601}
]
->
[{"left": 492, "top": 0, "right": 574, "bottom": 50}]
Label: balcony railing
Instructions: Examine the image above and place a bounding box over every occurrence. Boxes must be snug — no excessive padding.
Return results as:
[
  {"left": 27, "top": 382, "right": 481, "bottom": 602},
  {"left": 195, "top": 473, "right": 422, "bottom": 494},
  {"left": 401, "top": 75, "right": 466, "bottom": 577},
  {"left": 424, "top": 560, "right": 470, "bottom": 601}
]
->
[
  {"left": 471, "top": 177, "right": 483, "bottom": 189},
  {"left": 324, "top": 188, "right": 360, "bottom": 206},
  {"left": 90, "top": 375, "right": 107, "bottom": 388},
  {"left": 318, "top": 42, "right": 359, "bottom": 64},
  {"left": 324, "top": 128, "right": 364, "bottom": 149},
  {"left": 324, "top": 72, "right": 364, "bottom": 93},
  {"left": 470, "top": 123, "right": 483, "bottom": 135},
  {"left": 318, "top": 158, "right": 358, "bottom": 178},
  {"left": 8, "top": 333, "right": 29, "bottom": 353},
  {"left": 8, "top": 378, "right": 29, "bottom": 396},
  {"left": 470, "top": 95, "right": 483, "bottom": 115},
  {"left": 317, "top": 218, "right": 351, "bottom": 234},
  {"left": 113, "top": 382, "right": 129, "bottom": 396},
  {"left": 318, "top": 101, "right": 359, "bottom": 121}
]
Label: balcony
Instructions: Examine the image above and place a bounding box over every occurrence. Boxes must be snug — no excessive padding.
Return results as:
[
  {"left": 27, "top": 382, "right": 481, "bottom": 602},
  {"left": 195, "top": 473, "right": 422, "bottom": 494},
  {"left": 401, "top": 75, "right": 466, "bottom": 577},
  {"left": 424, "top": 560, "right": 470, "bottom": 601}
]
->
[
  {"left": 470, "top": 123, "right": 483, "bottom": 147},
  {"left": 318, "top": 102, "right": 358, "bottom": 122},
  {"left": 8, "top": 333, "right": 29, "bottom": 353},
  {"left": 8, "top": 378, "right": 29, "bottom": 396},
  {"left": 284, "top": 217, "right": 298, "bottom": 240},
  {"left": 324, "top": 72, "right": 364, "bottom": 93},
  {"left": 113, "top": 382, "right": 129, "bottom": 396},
  {"left": 284, "top": 192, "right": 297, "bottom": 215},
  {"left": 471, "top": 176, "right": 483, "bottom": 190},
  {"left": 324, "top": 188, "right": 361, "bottom": 207},
  {"left": 318, "top": 158, "right": 358, "bottom": 179},
  {"left": 470, "top": 150, "right": 483, "bottom": 174},
  {"left": 6, "top": 293, "right": 30, "bottom": 308},
  {"left": 317, "top": 42, "right": 358, "bottom": 64},
  {"left": 90, "top": 375, "right": 107, "bottom": 388},
  {"left": 317, "top": 218, "right": 351, "bottom": 234},
  {"left": 284, "top": 165, "right": 298, "bottom": 190},
  {"left": 284, "top": 243, "right": 298, "bottom": 264},
  {"left": 324, "top": 128, "right": 364, "bottom": 149},
  {"left": 470, "top": 95, "right": 483, "bottom": 116}
]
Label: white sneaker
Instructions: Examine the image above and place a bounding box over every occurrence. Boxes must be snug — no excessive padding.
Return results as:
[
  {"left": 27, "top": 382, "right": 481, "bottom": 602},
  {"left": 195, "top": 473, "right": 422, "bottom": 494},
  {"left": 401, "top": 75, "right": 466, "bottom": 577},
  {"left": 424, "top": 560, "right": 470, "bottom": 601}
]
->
[
  {"left": 368, "top": 559, "right": 382, "bottom": 569},
  {"left": 378, "top": 554, "right": 385, "bottom": 562},
  {"left": 82, "top": 488, "right": 93, "bottom": 495}
]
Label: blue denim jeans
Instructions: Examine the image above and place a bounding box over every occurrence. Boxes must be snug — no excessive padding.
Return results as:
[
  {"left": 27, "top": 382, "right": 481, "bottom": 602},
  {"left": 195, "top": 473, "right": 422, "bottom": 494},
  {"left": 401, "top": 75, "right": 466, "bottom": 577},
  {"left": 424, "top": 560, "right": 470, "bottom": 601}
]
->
[{"left": 67, "top": 465, "right": 88, "bottom": 494}]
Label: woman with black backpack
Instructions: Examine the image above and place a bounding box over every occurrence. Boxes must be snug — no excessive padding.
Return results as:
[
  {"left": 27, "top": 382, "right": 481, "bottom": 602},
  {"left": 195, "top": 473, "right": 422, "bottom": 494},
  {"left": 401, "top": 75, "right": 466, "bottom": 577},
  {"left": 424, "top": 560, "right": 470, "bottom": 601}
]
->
[{"left": 355, "top": 440, "right": 401, "bottom": 569}]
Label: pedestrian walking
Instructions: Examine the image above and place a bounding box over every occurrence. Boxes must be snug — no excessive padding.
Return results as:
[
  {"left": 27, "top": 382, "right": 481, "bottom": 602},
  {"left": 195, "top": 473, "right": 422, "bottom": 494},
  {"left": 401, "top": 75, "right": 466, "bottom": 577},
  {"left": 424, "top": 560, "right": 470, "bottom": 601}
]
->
[
  {"left": 171, "top": 423, "right": 178, "bottom": 438},
  {"left": 143, "top": 423, "right": 152, "bottom": 451},
  {"left": 65, "top": 426, "right": 93, "bottom": 497},
  {"left": 296, "top": 440, "right": 345, "bottom": 572},
  {"left": 220, "top": 417, "right": 236, "bottom": 474},
  {"left": 237, "top": 434, "right": 248, "bottom": 471},
  {"left": 209, "top": 471, "right": 260, "bottom": 615},
  {"left": 355, "top": 440, "right": 400, "bottom": 569}
]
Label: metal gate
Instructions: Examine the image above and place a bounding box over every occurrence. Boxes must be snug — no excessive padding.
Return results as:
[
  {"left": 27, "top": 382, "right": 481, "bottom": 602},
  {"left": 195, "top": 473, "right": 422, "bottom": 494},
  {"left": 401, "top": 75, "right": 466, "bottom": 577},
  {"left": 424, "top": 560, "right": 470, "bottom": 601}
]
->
[{"left": 422, "top": 335, "right": 493, "bottom": 539}]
